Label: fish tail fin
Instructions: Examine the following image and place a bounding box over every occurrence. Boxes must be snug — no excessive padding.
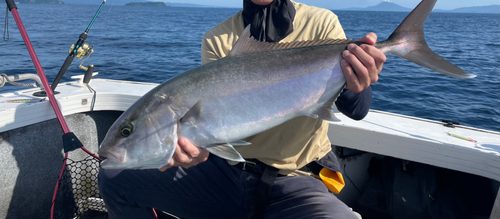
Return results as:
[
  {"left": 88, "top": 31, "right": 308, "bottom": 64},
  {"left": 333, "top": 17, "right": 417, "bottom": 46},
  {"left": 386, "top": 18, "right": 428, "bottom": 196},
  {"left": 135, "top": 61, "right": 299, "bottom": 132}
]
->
[{"left": 376, "top": 0, "right": 475, "bottom": 79}]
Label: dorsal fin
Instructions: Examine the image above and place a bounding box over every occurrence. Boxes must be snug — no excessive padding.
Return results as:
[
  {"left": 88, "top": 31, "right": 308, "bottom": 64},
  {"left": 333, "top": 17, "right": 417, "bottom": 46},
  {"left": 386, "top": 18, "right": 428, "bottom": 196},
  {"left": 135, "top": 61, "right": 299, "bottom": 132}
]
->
[{"left": 229, "top": 25, "right": 357, "bottom": 57}]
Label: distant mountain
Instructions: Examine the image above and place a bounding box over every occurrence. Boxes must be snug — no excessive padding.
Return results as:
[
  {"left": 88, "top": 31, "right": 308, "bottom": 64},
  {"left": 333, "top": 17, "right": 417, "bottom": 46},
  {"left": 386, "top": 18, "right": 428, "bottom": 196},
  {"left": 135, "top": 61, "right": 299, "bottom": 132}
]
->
[
  {"left": 434, "top": 5, "right": 500, "bottom": 14},
  {"left": 162, "top": 2, "right": 216, "bottom": 7},
  {"left": 61, "top": 0, "right": 216, "bottom": 7},
  {"left": 60, "top": 0, "right": 132, "bottom": 5},
  {"left": 338, "top": 1, "right": 499, "bottom": 14},
  {"left": 13, "top": 0, "right": 64, "bottom": 4},
  {"left": 125, "top": 2, "right": 169, "bottom": 7},
  {"left": 340, "top": 2, "right": 411, "bottom": 12}
]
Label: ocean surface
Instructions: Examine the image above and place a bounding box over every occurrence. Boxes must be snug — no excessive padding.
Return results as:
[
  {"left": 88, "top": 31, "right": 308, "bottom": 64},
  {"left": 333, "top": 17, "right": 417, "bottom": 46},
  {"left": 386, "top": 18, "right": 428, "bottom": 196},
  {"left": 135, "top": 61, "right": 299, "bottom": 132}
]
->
[{"left": 0, "top": 4, "right": 499, "bottom": 132}]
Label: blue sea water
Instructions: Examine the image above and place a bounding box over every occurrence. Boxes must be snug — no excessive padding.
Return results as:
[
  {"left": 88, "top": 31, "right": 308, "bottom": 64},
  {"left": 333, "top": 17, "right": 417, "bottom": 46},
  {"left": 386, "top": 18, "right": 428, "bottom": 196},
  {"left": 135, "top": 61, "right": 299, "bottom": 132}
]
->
[{"left": 0, "top": 4, "right": 499, "bottom": 132}]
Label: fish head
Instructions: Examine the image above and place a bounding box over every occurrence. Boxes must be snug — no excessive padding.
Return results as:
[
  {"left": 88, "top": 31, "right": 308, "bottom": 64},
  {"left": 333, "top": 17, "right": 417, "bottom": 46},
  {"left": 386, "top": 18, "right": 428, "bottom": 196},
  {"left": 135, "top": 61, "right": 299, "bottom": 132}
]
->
[{"left": 99, "top": 96, "right": 178, "bottom": 169}]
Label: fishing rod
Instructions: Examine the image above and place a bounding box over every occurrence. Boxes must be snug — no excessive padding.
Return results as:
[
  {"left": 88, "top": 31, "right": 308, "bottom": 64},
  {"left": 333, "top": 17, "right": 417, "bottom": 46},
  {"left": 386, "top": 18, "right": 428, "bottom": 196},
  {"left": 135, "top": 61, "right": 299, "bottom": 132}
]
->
[{"left": 42, "top": 0, "right": 107, "bottom": 95}]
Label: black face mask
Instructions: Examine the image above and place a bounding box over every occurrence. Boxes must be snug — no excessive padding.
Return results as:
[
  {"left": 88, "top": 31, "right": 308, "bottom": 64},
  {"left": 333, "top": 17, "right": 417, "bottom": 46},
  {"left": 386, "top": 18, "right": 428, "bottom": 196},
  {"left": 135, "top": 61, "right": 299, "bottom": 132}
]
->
[{"left": 242, "top": 0, "right": 296, "bottom": 43}]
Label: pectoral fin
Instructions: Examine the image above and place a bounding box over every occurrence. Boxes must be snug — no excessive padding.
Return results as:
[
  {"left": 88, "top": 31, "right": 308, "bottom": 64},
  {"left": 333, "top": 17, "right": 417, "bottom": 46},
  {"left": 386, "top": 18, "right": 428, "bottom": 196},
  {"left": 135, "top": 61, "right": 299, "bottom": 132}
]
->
[
  {"left": 205, "top": 143, "right": 245, "bottom": 162},
  {"left": 180, "top": 101, "right": 203, "bottom": 124}
]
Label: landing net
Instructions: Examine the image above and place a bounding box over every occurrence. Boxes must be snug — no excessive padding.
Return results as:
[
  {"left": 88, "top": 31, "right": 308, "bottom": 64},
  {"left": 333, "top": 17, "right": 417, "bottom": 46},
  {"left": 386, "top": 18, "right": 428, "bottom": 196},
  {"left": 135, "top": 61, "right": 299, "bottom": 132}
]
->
[{"left": 52, "top": 157, "right": 108, "bottom": 219}]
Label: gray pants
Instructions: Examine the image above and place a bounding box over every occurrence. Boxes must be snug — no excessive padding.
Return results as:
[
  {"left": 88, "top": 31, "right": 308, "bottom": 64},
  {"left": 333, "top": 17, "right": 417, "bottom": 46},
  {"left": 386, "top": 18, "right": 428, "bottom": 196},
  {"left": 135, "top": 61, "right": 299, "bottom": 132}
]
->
[{"left": 98, "top": 155, "right": 357, "bottom": 219}]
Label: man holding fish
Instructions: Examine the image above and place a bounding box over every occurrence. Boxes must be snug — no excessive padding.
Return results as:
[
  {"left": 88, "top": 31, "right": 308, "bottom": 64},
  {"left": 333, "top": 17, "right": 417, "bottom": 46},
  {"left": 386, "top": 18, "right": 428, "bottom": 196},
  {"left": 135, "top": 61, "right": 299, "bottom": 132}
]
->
[{"left": 99, "top": 0, "right": 386, "bottom": 218}]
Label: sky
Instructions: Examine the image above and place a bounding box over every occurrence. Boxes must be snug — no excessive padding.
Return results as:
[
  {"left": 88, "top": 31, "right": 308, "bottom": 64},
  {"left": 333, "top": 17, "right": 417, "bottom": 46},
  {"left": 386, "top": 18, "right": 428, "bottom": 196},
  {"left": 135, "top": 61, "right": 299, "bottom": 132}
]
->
[{"left": 161, "top": 0, "right": 500, "bottom": 10}]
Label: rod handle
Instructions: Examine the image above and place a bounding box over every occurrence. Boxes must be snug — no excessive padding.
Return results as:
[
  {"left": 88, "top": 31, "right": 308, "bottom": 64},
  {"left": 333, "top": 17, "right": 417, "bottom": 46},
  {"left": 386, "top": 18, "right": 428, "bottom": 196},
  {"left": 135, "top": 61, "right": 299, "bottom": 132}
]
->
[
  {"left": 51, "top": 55, "right": 74, "bottom": 91},
  {"left": 5, "top": 0, "right": 17, "bottom": 11},
  {"left": 83, "top": 65, "right": 94, "bottom": 84}
]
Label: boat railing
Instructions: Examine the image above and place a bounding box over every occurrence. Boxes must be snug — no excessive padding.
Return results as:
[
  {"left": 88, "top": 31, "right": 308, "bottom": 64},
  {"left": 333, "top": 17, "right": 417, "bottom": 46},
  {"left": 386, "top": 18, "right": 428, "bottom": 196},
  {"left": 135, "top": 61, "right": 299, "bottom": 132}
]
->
[{"left": 0, "top": 73, "right": 43, "bottom": 89}]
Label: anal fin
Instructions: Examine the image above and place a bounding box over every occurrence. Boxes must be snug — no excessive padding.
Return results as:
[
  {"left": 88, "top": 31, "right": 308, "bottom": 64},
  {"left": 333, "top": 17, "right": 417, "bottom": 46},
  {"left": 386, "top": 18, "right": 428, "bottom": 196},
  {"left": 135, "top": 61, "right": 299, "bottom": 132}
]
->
[
  {"left": 310, "top": 90, "right": 343, "bottom": 122},
  {"left": 310, "top": 108, "right": 341, "bottom": 122}
]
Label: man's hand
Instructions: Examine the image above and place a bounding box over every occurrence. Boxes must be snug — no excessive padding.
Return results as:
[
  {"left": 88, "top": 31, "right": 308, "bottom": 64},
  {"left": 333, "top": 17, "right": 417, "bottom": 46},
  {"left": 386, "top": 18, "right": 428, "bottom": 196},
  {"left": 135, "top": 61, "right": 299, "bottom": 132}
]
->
[
  {"left": 341, "top": 32, "right": 386, "bottom": 93},
  {"left": 159, "top": 138, "right": 209, "bottom": 172}
]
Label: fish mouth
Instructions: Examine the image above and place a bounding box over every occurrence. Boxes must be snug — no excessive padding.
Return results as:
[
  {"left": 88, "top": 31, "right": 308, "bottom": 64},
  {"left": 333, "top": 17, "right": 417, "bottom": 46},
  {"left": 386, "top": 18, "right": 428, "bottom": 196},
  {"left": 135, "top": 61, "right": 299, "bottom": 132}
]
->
[
  {"left": 99, "top": 146, "right": 127, "bottom": 165},
  {"left": 99, "top": 150, "right": 131, "bottom": 169}
]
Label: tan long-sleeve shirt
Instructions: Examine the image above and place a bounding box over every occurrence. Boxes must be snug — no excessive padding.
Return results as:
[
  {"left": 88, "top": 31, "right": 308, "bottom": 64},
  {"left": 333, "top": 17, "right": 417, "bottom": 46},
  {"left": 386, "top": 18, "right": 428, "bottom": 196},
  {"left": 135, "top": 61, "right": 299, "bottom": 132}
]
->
[{"left": 201, "top": 1, "right": 346, "bottom": 175}]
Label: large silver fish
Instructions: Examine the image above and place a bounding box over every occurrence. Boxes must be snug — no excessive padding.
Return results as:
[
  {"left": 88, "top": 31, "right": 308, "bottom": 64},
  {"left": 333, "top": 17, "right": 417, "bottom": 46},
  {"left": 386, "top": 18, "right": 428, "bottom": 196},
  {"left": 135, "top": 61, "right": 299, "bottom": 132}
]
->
[{"left": 99, "top": 0, "right": 474, "bottom": 169}]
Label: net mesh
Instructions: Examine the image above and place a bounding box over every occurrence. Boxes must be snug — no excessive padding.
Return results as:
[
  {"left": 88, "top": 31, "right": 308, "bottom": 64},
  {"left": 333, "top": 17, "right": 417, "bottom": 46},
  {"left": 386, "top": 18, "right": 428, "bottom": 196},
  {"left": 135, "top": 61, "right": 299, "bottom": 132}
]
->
[{"left": 53, "top": 156, "right": 108, "bottom": 219}]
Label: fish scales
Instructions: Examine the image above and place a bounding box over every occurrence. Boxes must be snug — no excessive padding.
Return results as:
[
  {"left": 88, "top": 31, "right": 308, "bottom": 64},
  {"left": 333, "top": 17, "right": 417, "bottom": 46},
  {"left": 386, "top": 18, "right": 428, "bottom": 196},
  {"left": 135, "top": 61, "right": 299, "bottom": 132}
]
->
[{"left": 156, "top": 44, "right": 346, "bottom": 145}]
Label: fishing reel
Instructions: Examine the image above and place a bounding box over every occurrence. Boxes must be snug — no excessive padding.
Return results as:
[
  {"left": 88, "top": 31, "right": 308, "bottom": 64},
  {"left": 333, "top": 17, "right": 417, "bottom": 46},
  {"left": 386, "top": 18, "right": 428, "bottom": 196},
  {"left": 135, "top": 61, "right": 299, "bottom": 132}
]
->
[
  {"left": 69, "top": 42, "right": 94, "bottom": 72},
  {"left": 67, "top": 42, "right": 96, "bottom": 85},
  {"left": 69, "top": 42, "right": 93, "bottom": 59}
]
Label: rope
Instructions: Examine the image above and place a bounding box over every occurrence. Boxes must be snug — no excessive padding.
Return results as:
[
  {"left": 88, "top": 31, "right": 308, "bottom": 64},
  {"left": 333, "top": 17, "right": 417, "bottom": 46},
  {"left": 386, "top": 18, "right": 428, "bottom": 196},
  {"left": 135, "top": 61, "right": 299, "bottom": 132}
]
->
[{"left": 0, "top": 73, "right": 38, "bottom": 87}]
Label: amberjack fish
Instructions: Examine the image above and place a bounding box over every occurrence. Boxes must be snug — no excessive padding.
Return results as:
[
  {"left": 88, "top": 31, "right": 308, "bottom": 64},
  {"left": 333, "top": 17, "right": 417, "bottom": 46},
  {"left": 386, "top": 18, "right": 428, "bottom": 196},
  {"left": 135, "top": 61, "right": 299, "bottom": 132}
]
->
[{"left": 99, "top": 0, "right": 474, "bottom": 169}]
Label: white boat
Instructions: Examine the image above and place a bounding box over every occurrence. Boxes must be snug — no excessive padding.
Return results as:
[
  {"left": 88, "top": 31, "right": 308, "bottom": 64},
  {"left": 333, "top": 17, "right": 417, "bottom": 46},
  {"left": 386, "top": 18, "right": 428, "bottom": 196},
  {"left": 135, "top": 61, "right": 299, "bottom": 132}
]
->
[{"left": 0, "top": 74, "right": 498, "bottom": 219}]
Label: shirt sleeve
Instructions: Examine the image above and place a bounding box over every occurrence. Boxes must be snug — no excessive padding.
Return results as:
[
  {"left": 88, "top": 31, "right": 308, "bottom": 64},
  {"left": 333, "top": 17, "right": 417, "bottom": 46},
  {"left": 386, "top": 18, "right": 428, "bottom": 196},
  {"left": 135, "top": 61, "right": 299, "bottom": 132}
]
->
[
  {"left": 321, "top": 12, "right": 346, "bottom": 40},
  {"left": 335, "top": 87, "right": 372, "bottom": 120}
]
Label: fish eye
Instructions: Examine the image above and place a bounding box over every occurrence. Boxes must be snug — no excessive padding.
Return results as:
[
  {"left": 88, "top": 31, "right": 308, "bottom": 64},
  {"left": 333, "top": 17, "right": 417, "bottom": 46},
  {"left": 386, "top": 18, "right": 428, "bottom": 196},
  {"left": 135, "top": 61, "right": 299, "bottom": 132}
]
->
[{"left": 120, "top": 123, "right": 133, "bottom": 137}]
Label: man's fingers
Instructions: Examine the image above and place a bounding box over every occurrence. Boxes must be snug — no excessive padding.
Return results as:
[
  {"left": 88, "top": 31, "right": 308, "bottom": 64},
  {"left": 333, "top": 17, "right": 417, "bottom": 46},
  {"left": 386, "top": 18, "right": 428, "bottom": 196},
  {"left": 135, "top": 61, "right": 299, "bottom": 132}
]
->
[
  {"left": 179, "top": 137, "right": 209, "bottom": 162},
  {"left": 343, "top": 48, "right": 370, "bottom": 91},
  {"left": 173, "top": 141, "right": 193, "bottom": 164},
  {"left": 197, "top": 149, "right": 209, "bottom": 163},
  {"left": 357, "top": 32, "right": 377, "bottom": 45},
  {"left": 159, "top": 159, "right": 175, "bottom": 172},
  {"left": 348, "top": 44, "right": 376, "bottom": 74},
  {"left": 341, "top": 59, "right": 361, "bottom": 93},
  {"left": 360, "top": 44, "right": 386, "bottom": 64},
  {"left": 360, "top": 44, "right": 385, "bottom": 83},
  {"left": 178, "top": 138, "right": 200, "bottom": 158}
]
